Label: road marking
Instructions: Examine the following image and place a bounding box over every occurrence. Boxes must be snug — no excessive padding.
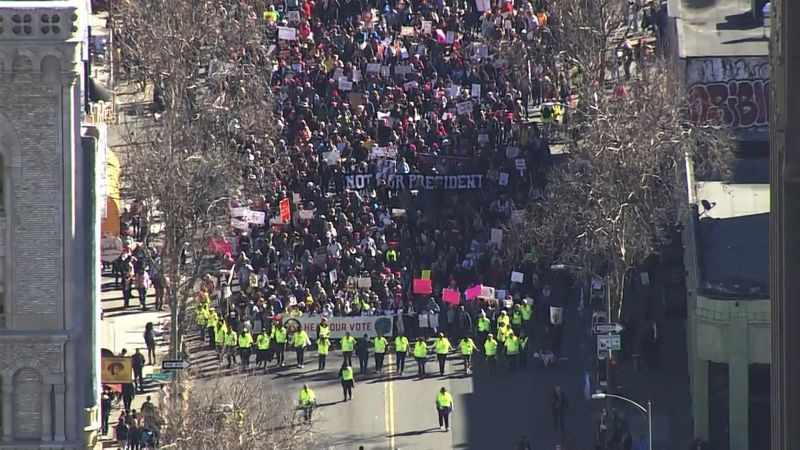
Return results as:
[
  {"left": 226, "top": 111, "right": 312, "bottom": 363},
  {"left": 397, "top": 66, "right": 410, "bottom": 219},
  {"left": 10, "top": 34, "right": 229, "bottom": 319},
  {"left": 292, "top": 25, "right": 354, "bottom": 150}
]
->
[{"left": 385, "top": 352, "right": 396, "bottom": 449}]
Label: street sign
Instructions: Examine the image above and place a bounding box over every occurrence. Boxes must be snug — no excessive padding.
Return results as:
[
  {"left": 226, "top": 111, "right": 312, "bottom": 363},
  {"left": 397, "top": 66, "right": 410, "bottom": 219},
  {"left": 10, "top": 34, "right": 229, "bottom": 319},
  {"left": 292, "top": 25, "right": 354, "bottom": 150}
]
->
[
  {"left": 594, "top": 322, "right": 625, "bottom": 334},
  {"left": 597, "top": 333, "right": 621, "bottom": 355},
  {"left": 145, "top": 372, "right": 172, "bottom": 381},
  {"left": 161, "top": 359, "right": 191, "bottom": 371}
]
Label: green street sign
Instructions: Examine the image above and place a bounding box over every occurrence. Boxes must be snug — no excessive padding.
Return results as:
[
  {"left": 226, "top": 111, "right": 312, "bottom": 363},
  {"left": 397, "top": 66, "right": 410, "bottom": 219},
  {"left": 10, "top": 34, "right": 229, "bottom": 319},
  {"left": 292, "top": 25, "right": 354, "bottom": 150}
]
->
[{"left": 145, "top": 372, "right": 172, "bottom": 381}]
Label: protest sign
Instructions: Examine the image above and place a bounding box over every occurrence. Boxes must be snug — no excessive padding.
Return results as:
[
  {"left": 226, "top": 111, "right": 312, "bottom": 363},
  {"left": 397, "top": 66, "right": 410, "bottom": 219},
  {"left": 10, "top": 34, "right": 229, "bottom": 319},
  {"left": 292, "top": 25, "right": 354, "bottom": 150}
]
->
[
  {"left": 344, "top": 173, "right": 485, "bottom": 191},
  {"left": 357, "top": 277, "right": 372, "bottom": 288},
  {"left": 231, "top": 218, "right": 250, "bottom": 231},
  {"left": 101, "top": 235, "right": 123, "bottom": 263},
  {"left": 511, "top": 271, "right": 525, "bottom": 283},
  {"left": 479, "top": 285, "right": 495, "bottom": 299},
  {"left": 230, "top": 206, "right": 248, "bottom": 217},
  {"left": 286, "top": 10, "right": 301, "bottom": 22},
  {"left": 443, "top": 289, "right": 460, "bottom": 305},
  {"left": 401, "top": 26, "right": 415, "bottom": 36},
  {"left": 323, "top": 149, "right": 341, "bottom": 166},
  {"left": 404, "top": 81, "right": 419, "bottom": 91},
  {"left": 471, "top": 84, "right": 481, "bottom": 97},
  {"left": 515, "top": 159, "right": 526, "bottom": 171},
  {"left": 313, "top": 247, "right": 327, "bottom": 266},
  {"left": 292, "top": 192, "right": 301, "bottom": 204},
  {"left": 367, "top": 63, "right": 381, "bottom": 73},
  {"left": 457, "top": 101, "right": 472, "bottom": 115},
  {"left": 338, "top": 79, "right": 353, "bottom": 91},
  {"left": 550, "top": 306, "right": 564, "bottom": 325},
  {"left": 446, "top": 31, "right": 455, "bottom": 44},
  {"left": 279, "top": 198, "right": 291, "bottom": 223},
  {"left": 246, "top": 210, "right": 266, "bottom": 225},
  {"left": 498, "top": 172, "right": 509, "bottom": 186},
  {"left": 395, "top": 65, "right": 413, "bottom": 75},
  {"left": 466, "top": 285, "right": 482, "bottom": 300},
  {"left": 208, "top": 237, "right": 232, "bottom": 255},
  {"left": 422, "top": 20, "right": 432, "bottom": 34},
  {"left": 413, "top": 278, "right": 433, "bottom": 294},
  {"left": 278, "top": 26, "right": 297, "bottom": 41},
  {"left": 283, "top": 315, "right": 393, "bottom": 339},
  {"left": 506, "top": 146, "right": 520, "bottom": 158},
  {"left": 298, "top": 209, "right": 315, "bottom": 220}
]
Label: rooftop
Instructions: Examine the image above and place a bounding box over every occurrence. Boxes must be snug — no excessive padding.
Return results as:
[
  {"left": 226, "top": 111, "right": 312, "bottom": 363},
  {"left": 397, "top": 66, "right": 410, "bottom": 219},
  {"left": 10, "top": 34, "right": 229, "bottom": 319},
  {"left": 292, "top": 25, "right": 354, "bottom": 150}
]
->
[
  {"left": 694, "top": 181, "right": 769, "bottom": 299},
  {"left": 669, "top": 0, "right": 770, "bottom": 58}
]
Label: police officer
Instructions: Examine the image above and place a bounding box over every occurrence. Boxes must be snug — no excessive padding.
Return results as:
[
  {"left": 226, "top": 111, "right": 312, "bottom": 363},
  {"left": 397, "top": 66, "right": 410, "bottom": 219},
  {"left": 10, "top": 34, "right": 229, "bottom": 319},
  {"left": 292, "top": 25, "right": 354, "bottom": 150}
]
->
[
  {"left": 298, "top": 384, "right": 316, "bottom": 421},
  {"left": 435, "top": 387, "right": 454, "bottom": 431},
  {"left": 341, "top": 331, "right": 356, "bottom": 366},
  {"left": 413, "top": 337, "right": 428, "bottom": 378},
  {"left": 238, "top": 327, "right": 253, "bottom": 370},
  {"left": 214, "top": 320, "right": 227, "bottom": 363},
  {"left": 316, "top": 317, "right": 331, "bottom": 340},
  {"left": 484, "top": 333, "right": 498, "bottom": 374},
  {"left": 256, "top": 328, "right": 271, "bottom": 370},
  {"left": 373, "top": 333, "right": 389, "bottom": 372},
  {"left": 459, "top": 336, "right": 478, "bottom": 374},
  {"left": 521, "top": 300, "right": 534, "bottom": 334},
  {"left": 338, "top": 362, "right": 355, "bottom": 401},
  {"left": 476, "top": 311, "right": 491, "bottom": 349},
  {"left": 206, "top": 309, "right": 218, "bottom": 349},
  {"left": 505, "top": 330, "right": 520, "bottom": 373},
  {"left": 224, "top": 326, "right": 238, "bottom": 369},
  {"left": 293, "top": 327, "right": 310, "bottom": 368},
  {"left": 434, "top": 332, "right": 453, "bottom": 376},
  {"left": 317, "top": 335, "right": 331, "bottom": 370},
  {"left": 394, "top": 332, "right": 409, "bottom": 375},
  {"left": 519, "top": 331, "right": 530, "bottom": 370},
  {"left": 272, "top": 321, "right": 288, "bottom": 367},
  {"left": 511, "top": 304, "right": 524, "bottom": 335}
]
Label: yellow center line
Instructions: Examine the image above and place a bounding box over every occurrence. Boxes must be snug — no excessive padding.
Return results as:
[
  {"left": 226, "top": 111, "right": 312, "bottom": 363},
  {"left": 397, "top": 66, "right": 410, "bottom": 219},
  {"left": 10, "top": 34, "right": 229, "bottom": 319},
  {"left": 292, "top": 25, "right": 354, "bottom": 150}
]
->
[{"left": 385, "top": 352, "right": 396, "bottom": 449}]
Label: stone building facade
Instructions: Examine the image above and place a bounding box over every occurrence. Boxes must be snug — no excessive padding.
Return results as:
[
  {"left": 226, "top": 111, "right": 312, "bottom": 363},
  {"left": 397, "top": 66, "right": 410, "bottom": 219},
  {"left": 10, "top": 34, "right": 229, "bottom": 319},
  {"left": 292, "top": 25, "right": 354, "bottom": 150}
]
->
[{"left": 0, "top": 1, "right": 100, "bottom": 449}]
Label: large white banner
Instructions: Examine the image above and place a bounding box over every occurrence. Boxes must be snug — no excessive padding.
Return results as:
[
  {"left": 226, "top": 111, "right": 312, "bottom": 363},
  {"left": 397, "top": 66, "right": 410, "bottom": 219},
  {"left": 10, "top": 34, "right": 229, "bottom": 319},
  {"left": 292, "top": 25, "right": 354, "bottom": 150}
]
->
[{"left": 282, "top": 316, "right": 394, "bottom": 339}]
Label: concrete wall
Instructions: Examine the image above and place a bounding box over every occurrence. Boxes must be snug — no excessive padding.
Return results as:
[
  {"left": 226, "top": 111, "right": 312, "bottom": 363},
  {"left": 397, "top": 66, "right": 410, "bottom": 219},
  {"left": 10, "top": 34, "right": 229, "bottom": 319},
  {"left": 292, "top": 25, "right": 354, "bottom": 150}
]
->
[
  {"left": 0, "top": 2, "right": 99, "bottom": 448},
  {"left": 683, "top": 209, "right": 771, "bottom": 450}
]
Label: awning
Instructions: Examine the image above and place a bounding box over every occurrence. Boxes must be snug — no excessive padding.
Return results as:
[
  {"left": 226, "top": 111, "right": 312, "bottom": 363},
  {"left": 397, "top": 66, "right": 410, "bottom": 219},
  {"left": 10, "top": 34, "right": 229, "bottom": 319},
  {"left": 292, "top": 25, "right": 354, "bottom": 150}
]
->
[{"left": 89, "top": 77, "right": 114, "bottom": 103}]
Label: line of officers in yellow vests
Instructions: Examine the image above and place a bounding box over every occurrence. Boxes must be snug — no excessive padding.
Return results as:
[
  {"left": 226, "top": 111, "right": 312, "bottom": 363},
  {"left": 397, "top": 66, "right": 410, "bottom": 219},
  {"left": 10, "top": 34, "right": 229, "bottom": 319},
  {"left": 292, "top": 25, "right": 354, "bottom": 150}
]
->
[{"left": 195, "top": 300, "right": 535, "bottom": 376}]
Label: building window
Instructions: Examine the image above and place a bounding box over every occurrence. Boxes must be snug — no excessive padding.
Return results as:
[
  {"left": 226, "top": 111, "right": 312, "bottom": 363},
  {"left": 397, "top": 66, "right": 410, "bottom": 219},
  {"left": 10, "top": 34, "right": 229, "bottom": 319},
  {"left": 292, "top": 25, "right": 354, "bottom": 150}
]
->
[
  {"left": 10, "top": 14, "right": 32, "bottom": 36},
  {"left": 749, "top": 363, "right": 771, "bottom": 449},
  {"left": 39, "top": 14, "right": 61, "bottom": 35},
  {"left": 708, "top": 362, "right": 730, "bottom": 450}
]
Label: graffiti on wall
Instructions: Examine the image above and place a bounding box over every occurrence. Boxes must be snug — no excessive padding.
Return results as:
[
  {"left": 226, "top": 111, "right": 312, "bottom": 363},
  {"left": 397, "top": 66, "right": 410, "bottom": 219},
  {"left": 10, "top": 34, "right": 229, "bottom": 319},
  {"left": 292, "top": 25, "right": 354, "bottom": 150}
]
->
[{"left": 686, "top": 57, "right": 770, "bottom": 129}]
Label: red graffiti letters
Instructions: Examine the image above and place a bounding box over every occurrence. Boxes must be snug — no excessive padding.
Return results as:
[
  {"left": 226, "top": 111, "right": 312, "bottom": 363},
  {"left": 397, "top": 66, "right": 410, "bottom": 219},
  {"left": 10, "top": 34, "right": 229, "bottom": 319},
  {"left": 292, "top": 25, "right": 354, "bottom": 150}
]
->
[{"left": 689, "top": 79, "right": 770, "bottom": 129}]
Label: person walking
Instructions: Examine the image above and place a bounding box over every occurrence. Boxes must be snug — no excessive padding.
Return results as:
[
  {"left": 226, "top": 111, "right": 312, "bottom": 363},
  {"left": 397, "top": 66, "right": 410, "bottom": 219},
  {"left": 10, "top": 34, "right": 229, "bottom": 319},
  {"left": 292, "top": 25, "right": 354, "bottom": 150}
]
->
[
  {"left": 505, "top": 331, "right": 520, "bottom": 373},
  {"left": 356, "top": 334, "right": 370, "bottom": 374},
  {"left": 394, "top": 332, "right": 409, "bottom": 375},
  {"left": 484, "top": 333, "right": 498, "bottom": 374},
  {"left": 272, "top": 321, "right": 288, "bottom": 367},
  {"left": 551, "top": 385, "right": 568, "bottom": 432},
  {"left": 214, "top": 320, "right": 227, "bottom": 363},
  {"left": 519, "top": 331, "right": 530, "bottom": 370},
  {"left": 298, "top": 384, "right": 316, "bottom": 421},
  {"left": 476, "top": 311, "right": 491, "bottom": 349},
  {"left": 115, "top": 417, "right": 130, "bottom": 450},
  {"left": 413, "top": 336, "right": 428, "bottom": 378},
  {"left": 373, "top": 333, "right": 389, "bottom": 372},
  {"left": 435, "top": 387, "right": 454, "bottom": 431},
  {"left": 338, "top": 362, "right": 355, "bottom": 401},
  {"left": 459, "top": 336, "right": 478, "bottom": 374},
  {"left": 293, "top": 327, "right": 310, "bottom": 368},
  {"left": 143, "top": 323, "right": 157, "bottom": 366},
  {"left": 434, "top": 332, "right": 453, "bottom": 376},
  {"left": 341, "top": 331, "right": 356, "bottom": 366},
  {"left": 224, "top": 326, "right": 237, "bottom": 369},
  {"left": 317, "top": 336, "right": 331, "bottom": 370}
]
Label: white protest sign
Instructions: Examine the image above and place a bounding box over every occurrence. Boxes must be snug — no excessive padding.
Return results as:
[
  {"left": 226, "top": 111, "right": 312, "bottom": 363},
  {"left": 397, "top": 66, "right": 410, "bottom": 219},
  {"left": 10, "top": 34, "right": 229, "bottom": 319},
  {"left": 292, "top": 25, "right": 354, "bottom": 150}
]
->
[
  {"left": 478, "top": 286, "right": 496, "bottom": 299},
  {"left": 511, "top": 271, "right": 525, "bottom": 283},
  {"left": 490, "top": 228, "right": 503, "bottom": 244},
  {"left": 338, "top": 79, "right": 353, "bottom": 91},
  {"left": 401, "top": 26, "right": 415, "bottom": 36},
  {"left": 550, "top": 306, "right": 564, "bottom": 325},
  {"left": 381, "top": 65, "right": 391, "bottom": 77},
  {"left": 456, "top": 101, "right": 472, "bottom": 115},
  {"left": 515, "top": 158, "right": 526, "bottom": 171},
  {"left": 352, "top": 70, "right": 362, "bottom": 82},
  {"left": 231, "top": 218, "right": 250, "bottom": 231},
  {"left": 506, "top": 146, "right": 520, "bottom": 158},
  {"left": 329, "top": 269, "right": 338, "bottom": 283},
  {"left": 357, "top": 277, "right": 372, "bottom": 288},
  {"left": 246, "top": 210, "right": 266, "bottom": 225},
  {"left": 367, "top": 63, "right": 381, "bottom": 73},
  {"left": 476, "top": 0, "right": 490, "bottom": 12},
  {"left": 498, "top": 172, "right": 509, "bottom": 186},
  {"left": 298, "top": 209, "right": 315, "bottom": 220},
  {"left": 446, "top": 31, "right": 455, "bottom": 44},
  {"left": 283, "top": 316, "right": 392, "bottom": 339},
  {"left": 292, "top": 192, "right": 302, "bottom": 204},
  {"left": 422, "top": 20, "right": 432, "bottom": 34},
  {"left": 404, "top": 81, "right": 418, "bottom": 91},
  {"left": 471, "top": 84, "right": 481, "bottom": 97},
  {"left": 447, "top": 86, "right": 461, "bottom": 98},
  {"left": 278, "top": 26, "right": 297, "bottom": 41},
  {"left": 323, "top": 149, "right": 341, "bottom": 166},
  {"left": 287, "top": 10, "right": 301, "bottom": 23},
  {"left": 333, "top": 68, "right": 344, "bottom": 81}
]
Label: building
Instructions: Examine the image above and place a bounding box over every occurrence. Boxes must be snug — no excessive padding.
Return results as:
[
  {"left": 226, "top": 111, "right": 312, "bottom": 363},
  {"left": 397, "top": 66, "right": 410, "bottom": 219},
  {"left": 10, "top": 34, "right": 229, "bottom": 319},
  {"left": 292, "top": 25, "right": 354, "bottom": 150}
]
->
[
  {"left": 667, "top": 0, "right": 771, "bottom": 449},
  {"left": 768, "top": 2, "right": 800, "bottom": 450},
  {"left": 0, "top": 0, "right": 102, "bottom": 448}
]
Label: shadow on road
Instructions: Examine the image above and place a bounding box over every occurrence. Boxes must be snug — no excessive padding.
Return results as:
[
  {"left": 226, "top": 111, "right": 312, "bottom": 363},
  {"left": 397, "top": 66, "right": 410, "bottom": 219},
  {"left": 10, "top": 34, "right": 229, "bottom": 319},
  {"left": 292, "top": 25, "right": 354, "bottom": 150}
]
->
[{"left": 390, "top": 427, "right": 440, "bottom": 437}]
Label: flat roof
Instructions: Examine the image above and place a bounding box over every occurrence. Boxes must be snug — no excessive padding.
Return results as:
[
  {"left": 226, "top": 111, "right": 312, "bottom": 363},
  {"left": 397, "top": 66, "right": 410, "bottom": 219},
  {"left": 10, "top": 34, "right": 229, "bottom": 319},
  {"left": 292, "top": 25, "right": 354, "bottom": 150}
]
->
[
  {"left": 694, "top": 182, "right": 769, "bottom": 299},
  {"left": 669, "top": 0, "right": 769, "bottom": 58}
]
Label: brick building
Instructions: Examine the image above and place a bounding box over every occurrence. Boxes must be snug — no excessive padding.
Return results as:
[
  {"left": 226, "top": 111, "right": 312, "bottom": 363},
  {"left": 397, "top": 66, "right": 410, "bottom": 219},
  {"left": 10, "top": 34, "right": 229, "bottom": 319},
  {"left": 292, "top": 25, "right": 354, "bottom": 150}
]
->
[{"left": 0, "top": 0, "right": 101, "bottom": 448}]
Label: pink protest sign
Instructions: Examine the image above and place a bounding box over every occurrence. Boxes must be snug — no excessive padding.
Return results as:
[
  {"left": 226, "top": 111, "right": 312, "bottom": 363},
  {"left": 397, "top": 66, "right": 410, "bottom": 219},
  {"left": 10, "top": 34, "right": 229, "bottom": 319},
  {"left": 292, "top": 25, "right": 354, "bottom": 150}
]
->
[
  {"left": 465, "top": 285, "right": 482, "bottom": 300},
  {"left": 413, "top": 278, "right": 433, "bottom": 294},
  {"left": 442, "top": 289, "right": 460, "bottom": 305}
]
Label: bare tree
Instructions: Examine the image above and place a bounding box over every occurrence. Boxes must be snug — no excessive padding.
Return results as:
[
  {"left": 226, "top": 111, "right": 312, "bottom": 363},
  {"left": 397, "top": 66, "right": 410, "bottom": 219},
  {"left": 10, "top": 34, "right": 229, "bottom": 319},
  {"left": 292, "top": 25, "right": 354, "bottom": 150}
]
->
[
  {"left": 113, "top": 0, "right": 280, "bottom": 354},
  {"left": 158, "top": 377, "right": 314, "bottom": 450},
  {"left": 510, "top": 58, "right": 733, "bottom": 317}
]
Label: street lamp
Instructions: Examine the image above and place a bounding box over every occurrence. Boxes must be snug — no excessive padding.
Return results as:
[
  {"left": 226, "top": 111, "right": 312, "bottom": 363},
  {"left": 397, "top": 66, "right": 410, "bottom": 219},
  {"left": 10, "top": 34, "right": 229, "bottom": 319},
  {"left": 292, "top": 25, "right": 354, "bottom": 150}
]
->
[{"left": 591, "top": 393, "right": 652, "bottom": 450}]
